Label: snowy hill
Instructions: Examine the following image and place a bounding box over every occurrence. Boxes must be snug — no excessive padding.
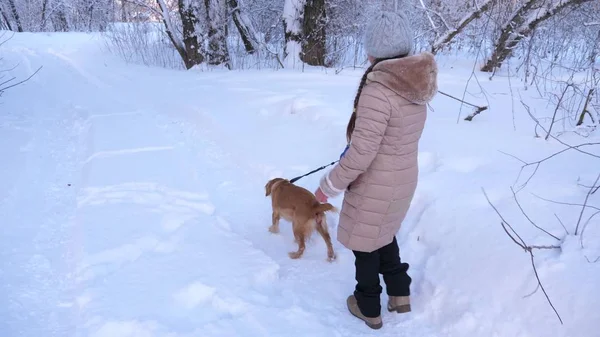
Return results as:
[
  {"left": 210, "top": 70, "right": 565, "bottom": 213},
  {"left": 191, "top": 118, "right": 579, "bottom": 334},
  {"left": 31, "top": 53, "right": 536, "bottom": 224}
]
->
[{"left": 1, "top": 32, "right": 598, "bottom": 337}]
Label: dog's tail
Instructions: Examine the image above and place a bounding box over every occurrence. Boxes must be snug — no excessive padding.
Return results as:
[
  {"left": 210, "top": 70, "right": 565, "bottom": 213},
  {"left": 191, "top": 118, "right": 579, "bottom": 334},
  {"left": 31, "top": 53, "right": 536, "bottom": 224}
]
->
[{"left": 314, "top": 202, "right": 338, "bottom": 214}]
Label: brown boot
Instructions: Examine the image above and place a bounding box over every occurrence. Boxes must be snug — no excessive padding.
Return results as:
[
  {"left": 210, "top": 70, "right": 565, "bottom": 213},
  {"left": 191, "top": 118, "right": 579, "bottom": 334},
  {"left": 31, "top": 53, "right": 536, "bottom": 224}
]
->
[
  {"left": 346, "top": 295, "right": 383, "bottom": 330},
  {"left": 387, "top": 296, "right": 411, "bottom": 313}
]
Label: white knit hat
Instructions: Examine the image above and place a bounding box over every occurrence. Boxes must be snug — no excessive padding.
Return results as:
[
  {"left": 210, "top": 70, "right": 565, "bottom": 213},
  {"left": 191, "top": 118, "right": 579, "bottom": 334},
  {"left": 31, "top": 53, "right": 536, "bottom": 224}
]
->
[{"left": 364, "top": 11, "right": 414, "bottom": 59}]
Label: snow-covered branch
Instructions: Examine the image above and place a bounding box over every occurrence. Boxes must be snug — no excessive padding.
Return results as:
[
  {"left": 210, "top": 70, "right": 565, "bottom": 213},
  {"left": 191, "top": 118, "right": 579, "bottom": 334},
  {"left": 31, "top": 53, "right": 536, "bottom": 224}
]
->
[{"left": 431, "top": 0, "right": 496, "bottom": 54}]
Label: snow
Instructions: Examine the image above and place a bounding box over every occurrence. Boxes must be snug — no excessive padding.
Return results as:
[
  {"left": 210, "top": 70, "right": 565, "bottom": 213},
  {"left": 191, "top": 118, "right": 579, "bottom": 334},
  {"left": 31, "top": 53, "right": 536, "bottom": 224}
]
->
[{"left": 1, "top": 32, "right": 599, "bottom": 337}]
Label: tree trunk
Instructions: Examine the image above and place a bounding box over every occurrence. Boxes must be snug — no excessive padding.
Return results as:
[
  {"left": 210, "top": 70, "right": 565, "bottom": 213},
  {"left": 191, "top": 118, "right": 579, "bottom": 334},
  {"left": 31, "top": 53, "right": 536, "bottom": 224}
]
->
[
  {"left": 1, "top": 8, "right": 13, "bottom": 30},
  {"left": 121, "top": 0, "right": 127, "bottom": 21},
  {"left": 178, "top": 0, "right": 205, "bottom": 69},
  {"left": 481, "top": 0, "right": 594, "bottom": 72},
  {"left": 282, "top": 0, "right": 305, "bottom": 66},
  {"left": 6, "top": 0, "right": 23, "bottom": 32},
  {"left": 52, "top": 1, "right": 69, "bottom": 32},
  {"left": 40, "top": 0, "right": 49, "bottom": 30},
  {"left": 204, "top": 0, "right": 230, "bottom": 68},
  {"left": 301, "top": 0, "right": 326, "bottom": 66},
  {"left": 228, "top": 0, "right": 259, "bottom": 54},
  {"left": 156, "top": 0, "right": 187, "bottom": 67}
]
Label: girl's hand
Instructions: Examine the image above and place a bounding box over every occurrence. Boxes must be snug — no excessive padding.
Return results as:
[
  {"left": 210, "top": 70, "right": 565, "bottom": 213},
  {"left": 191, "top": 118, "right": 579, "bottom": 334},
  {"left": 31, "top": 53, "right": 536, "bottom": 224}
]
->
[{"left": 315, "top": 188, "right": 328, "bottom": 203}]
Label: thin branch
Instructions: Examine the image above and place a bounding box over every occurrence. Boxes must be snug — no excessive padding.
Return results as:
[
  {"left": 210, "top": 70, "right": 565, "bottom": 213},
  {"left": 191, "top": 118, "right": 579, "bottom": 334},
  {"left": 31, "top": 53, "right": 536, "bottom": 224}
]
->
[
  {"left": 498, "top": 150, "right": 528, "bottom": 164},
  {"left": 580, "top": 210, "right": 600, "bottom": 249},
  {"left": 585, "top": 256, "right": 600, "bottom": 263},
  {"left": 545, "top": 83, "right": 573, "bottom": 140},
  {"left": 511, "top": 187, "right": 560, "bottom": 240},
  {"left": 574, "top": 173, "right": 600, "bottom": 235},
  {"left": 529, "top": 252, "right": 563, "bottom": 325},
  {"left": 438, "top": 90, "right": 483, "bottom": 109},
  {"left": 554, "top": 213, "right": 569, "bottom": 235},
  {"left": 524, "top": 102, "right": 600, "bottom": 159},
  {"left": 483, "top": 187, "right": 563, "bottom": 325},
  {"left": 0, "top": 66, "right": 42, "bottom": 92},
  {"left": 523, "top": 283, "right": 540, "bottom": 298},
  {"left": 482, "top": 188, "right": 527, "bottom": 249},
  {"left": 531, "top": 193, "right": 600, "bottom": 212}
]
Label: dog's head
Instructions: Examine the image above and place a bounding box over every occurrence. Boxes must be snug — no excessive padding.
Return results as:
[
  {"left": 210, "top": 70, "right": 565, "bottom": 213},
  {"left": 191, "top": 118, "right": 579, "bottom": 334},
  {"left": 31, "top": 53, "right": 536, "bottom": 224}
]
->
[{"left": 265, "top": 178, "right": 287, "bottom": 196}]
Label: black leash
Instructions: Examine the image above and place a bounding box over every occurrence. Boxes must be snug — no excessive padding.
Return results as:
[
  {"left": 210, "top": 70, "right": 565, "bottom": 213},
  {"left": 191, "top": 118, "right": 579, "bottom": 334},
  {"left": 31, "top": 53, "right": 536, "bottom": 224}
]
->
[{"left": 290, "top": 160, "right": 338, "bottom": 184}]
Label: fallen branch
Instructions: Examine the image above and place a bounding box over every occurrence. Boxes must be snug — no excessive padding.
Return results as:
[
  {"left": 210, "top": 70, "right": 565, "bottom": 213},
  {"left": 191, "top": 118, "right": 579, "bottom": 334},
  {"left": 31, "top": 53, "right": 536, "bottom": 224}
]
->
[
  {"left": 482, "top": 188, "right": 563, "bottom": 325},
  {"left": 437, "top": 90, "right": 489, "bottom": 121}
]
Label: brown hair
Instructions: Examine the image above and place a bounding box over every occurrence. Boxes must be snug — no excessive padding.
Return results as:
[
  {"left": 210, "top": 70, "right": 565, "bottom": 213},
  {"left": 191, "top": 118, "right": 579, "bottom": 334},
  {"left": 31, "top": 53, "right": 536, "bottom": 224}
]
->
[{"left": 345, "top": 54, "right": 407, "bottom": 143}]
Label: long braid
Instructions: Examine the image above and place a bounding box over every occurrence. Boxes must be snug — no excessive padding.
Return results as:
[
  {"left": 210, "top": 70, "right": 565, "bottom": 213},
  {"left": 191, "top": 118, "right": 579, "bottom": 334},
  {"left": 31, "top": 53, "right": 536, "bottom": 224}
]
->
[
  {"left": 345, "top": 53, "right": 408, "bottom": 143},
  {"left": 345, "top": 60, "right": 380, "bottom": 143}
]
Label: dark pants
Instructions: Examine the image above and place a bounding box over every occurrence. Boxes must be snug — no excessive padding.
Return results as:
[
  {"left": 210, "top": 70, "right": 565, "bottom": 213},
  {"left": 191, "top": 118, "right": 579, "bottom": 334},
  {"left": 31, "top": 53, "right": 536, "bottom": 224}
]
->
[{"left": 352, "top": 236, "right": 411, "bottom": 318}]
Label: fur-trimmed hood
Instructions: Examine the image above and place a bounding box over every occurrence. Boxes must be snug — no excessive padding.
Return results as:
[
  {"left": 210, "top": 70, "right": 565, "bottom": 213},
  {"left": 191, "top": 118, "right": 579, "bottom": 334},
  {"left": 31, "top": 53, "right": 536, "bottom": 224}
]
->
[{"left": 367, "top": 52, "right": 438, "bottom": 105}]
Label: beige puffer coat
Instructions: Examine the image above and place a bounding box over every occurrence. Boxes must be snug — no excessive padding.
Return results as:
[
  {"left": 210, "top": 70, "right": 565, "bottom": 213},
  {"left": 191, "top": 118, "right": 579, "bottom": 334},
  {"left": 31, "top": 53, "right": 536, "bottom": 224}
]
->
[{"left": 319, "top": 52, "right": 438, "bottom": 253}]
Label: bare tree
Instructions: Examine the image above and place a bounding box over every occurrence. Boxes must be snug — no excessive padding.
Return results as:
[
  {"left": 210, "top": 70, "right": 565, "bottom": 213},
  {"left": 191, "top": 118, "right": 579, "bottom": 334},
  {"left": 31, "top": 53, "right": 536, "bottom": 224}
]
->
[
  {"left": 301, "top": 0, "right": 326, "bottom": 66},
  {"left": 5, "top": 0, "right": 23, "bottom": 32},
  {"left": 481, "top": 0, "right": 595, "bottom": 72},
  {"left": 179, "top": 0, "right": 206, "bottom": 68},
  {"left": 228, "top": 0, "right": 260, "bottom": 54},
  {"left": 204, "top": 0, "right": 230, "bottom": 67},
  {"left": 282, "top": 0, "right": 305, "bottom": 66}
]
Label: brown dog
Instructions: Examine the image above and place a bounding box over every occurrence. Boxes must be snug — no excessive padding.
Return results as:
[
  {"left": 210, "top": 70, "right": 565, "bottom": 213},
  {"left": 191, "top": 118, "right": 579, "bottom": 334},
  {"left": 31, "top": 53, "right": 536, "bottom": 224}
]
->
[{"left": 265, "top": 178, "right": 337, "bottom": 262}]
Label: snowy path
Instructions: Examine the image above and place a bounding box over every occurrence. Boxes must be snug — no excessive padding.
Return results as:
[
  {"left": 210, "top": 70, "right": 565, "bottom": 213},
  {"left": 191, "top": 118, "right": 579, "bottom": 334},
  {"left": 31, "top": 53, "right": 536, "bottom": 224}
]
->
[{"left": 1, "top": 33, "right": 598, "bottom": 337}]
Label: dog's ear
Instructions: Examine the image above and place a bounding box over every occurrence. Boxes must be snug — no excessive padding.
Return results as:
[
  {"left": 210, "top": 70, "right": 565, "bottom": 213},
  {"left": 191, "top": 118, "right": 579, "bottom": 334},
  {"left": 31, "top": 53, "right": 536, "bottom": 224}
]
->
[
  {"left": 265, "top": 178, "right": 285, "bottom": 196},
  {"left": 265, "top": 178, "right": 278, "bottom": 196},
  {"left": 265, "top": 179, "right": 274, "bottom": 196}
]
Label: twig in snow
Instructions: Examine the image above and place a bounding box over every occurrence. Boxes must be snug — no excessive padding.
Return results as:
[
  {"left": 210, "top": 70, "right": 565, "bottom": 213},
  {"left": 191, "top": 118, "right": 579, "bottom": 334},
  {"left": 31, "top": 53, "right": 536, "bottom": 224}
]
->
[
  {"left": 545, "top": 83, "right": 573, "bottom": 140},
  {"left": 580, "top": 210, "right": 600, "bottom": 249},
  {"left": 528, "top": 253, "right": 563, "bottom": 325},
  {"left": 574, "top": 173, "right": 600, "bottom": 235},
  {"left": 531, "top": 193, "right": 600, "bottom": 213},
  {"left": 482, "top": 188, "right": 563, "bottom": 325},
  {"left": 437, "top": 90, "right": 489, "bottom": 121},
  {"left": 585, "top": 256, "right": 600, "bottom": 263},
  {"left": 0, "top": 66, "right": 42, "bottom": 93},
  {"left": 554, "top": 214, "right": 570, "bottom": 236},
  {"left": 523, "top": 283, "right": 540, "bottom": 298},
  {"left": 510, "top": 100, "right": 600, "bottom": 189},
  {"left": 511, "top": 187, "right": 560, "bottom": 240},
  {"left": 576, "top": 89, "right": 595, "bottom": 126}
]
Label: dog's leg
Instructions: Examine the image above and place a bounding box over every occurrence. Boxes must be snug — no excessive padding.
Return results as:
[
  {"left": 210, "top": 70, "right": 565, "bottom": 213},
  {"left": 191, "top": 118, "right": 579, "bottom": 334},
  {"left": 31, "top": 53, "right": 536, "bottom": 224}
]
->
[
  {"left": 316, "top": 215, "right": 336, "bottom": 262},
  {"left": 269, "top": 210, "right": 280, "bottom": 234},
  {"left": 289, "top": 221, "right": 306, "bottom": 259}
]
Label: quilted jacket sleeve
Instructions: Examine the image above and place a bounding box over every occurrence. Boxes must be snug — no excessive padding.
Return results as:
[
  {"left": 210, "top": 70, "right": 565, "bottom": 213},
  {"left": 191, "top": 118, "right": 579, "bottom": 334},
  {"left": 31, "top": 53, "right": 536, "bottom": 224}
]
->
[{"left": 320, "top": 83, "right": 391, "bottom": 198}]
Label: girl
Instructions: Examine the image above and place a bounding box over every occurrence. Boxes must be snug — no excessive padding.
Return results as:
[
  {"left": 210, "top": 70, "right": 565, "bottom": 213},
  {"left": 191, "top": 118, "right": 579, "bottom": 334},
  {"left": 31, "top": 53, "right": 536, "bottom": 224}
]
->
[{"left": 315, "top": 10, "right": 438, "bottom": 330}]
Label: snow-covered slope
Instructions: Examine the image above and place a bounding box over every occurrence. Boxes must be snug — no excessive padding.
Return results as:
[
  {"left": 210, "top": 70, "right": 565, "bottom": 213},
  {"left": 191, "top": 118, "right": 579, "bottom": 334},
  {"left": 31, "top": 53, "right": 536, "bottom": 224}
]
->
[{"left": 1, "top": 32, "right": 598, "bottom": 337}]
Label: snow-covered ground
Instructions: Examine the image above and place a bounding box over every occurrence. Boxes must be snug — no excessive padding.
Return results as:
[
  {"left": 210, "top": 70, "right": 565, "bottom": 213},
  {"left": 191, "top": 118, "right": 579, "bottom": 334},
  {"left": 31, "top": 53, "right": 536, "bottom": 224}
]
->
[{"left": 1, "top": 32, "right": 598, "bottom": 337}]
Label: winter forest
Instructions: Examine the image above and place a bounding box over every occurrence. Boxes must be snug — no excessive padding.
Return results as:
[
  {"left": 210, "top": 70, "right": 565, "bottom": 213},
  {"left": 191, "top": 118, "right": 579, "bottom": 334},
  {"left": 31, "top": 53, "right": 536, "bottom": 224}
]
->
[
  {"left": 1, "top": 0, "right": 598, "bottom": 71},
  {"left": 1, "top": 0, "right": 599, "bottom": 336}
]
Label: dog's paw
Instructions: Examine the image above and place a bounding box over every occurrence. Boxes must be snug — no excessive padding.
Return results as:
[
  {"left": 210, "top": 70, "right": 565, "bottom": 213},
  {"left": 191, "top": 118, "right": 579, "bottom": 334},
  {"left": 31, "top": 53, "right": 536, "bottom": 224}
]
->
[
  {"left": 288, "top": 251, "right": 303, "bottom": 259},
  {"left": 268, "top": 225, "right": 279, "bottom": 234},
  {"left": 327, "top": 253, "right": 337, "bottom": 262}
]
